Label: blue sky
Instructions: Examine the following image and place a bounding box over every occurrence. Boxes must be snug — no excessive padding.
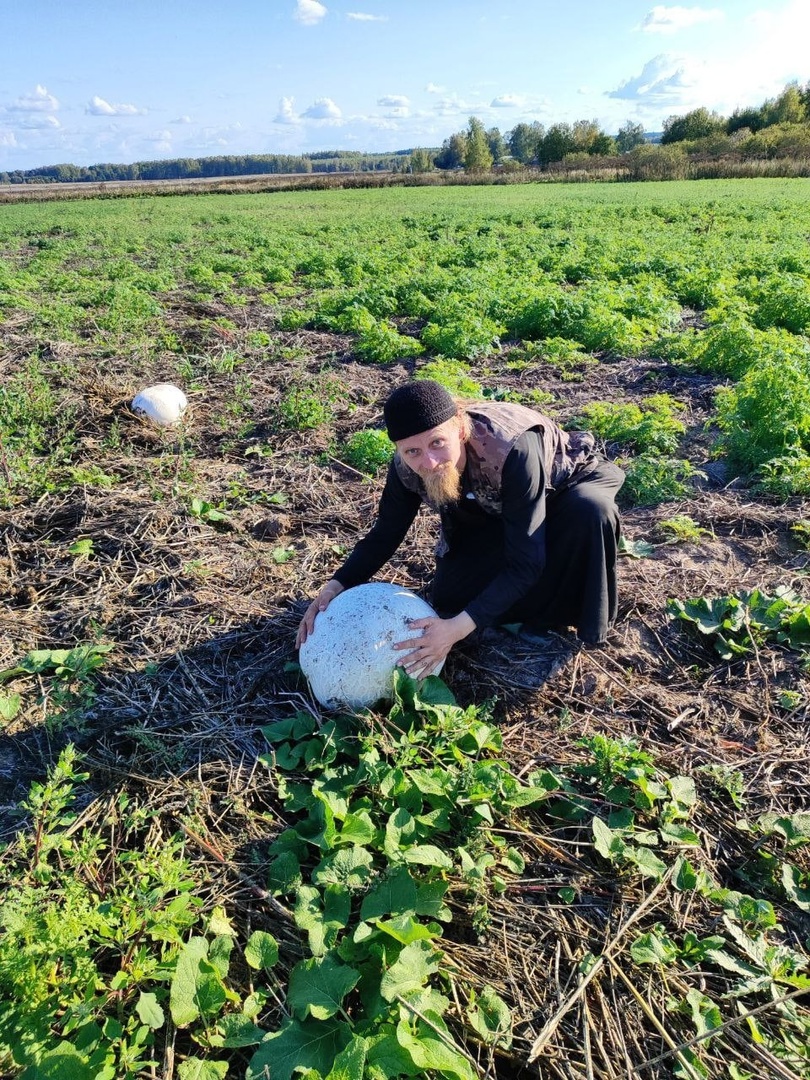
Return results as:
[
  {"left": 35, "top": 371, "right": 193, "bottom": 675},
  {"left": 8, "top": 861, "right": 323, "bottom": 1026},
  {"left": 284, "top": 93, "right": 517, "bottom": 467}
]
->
[{"left": 1, "top": 0, "right": 807, "bottom": 171}]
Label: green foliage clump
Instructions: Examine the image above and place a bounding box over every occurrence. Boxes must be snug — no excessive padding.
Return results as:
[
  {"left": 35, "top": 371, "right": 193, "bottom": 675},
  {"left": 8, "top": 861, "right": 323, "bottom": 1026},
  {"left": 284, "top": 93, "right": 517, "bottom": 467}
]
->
[
  {"left": 340, "top": 428, "right": 394, "bottom": 475},
  {"left": 0, "top": 747, "right": 237, "bottom": 1080},
  {"left": 575, "top": 394, "right": 686, "bottom": 454},
  {"left": 417, "top": 359, "right": 483, "bottom": 397},
  {"left": 657, "top": 514, "right": 709, "bottom": 543},
  {"left": 754, "top": 447, "right": 810, "bottom": 499},
  {"left": 0, "top": 363, "right": 75, "bottom": 507},
  {"left": 422, "top": 311, "right": 504, "bottom": 360},
  {"left": 687, "top": 314, "right": 809, "bottom": 378},
  {"left": 715, "top": 353, "right": 810, "bottom": 475},
  {"left": 278, "top": 381, "right": 341, "bottom": 431},
  {"left": 251, "top": 672, "right": 532, "bottom": 1078},
  {"left": 620, "top": 454, "right": 704, "bottom": 507},
  {"left": 668, "top": 586, "right": 810, "bottom": 659},
  {"left": 752, "top": 273, "right": 810, "bottom": 334},
  {"left": 355, "top": 314, "right": 423, "bottom": 365}
]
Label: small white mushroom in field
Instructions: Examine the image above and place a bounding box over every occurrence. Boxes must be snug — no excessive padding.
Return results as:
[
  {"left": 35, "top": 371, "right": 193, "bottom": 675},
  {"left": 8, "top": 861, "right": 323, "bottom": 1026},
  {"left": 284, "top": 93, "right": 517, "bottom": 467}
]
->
[
  {"left": 299, "top": 582, "right": 444, "bottom": 710},
  {"left": 131, "top": 383, "right": 188, "bottom": 426}
]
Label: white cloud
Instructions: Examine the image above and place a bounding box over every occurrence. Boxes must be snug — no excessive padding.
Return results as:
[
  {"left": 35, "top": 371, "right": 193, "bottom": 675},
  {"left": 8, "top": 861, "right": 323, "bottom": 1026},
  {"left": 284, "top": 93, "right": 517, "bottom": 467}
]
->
[
  {"left": 425, "top": 82, "right": 446, "bottom": 94},
  {"left": 0, "top": 131, "right": 18, "bottom": 147},
  {"left": 87, "top": 96, "right": 147, "bottom": 116},
  {"left": 294, "top": 0, "right": 327, "bottom": 25},
  {"left": 608, "top": 53, "right": 695, "bottom": 104},
  {"left": 378, "top": 95, "right": 409, "bottom": 108},
  {"left": 171, "top": 115, "right": 193, "bottom": 125},
  {"left": 491, "top": 94, "right": 526, "bottom": 108},
  {"left": 145, "top": 129, "right": 173, "bottom": 151},
  {"left": 432, "top": 94, "right": 477, "bottom": 117},
  {"left": 302, "top": 97, "right": 342, "bottom": 120},
  {"left": 16, "top": 114, "right": 61, "bottom": 130},
  {"left": 639, "top": 6, "right": 724, "bottom": 33},
  {"left": 8, "top": 84, "right": 59, "bottom": 112},
  {"left": 275, "top": 96, "right": 300, "bottom": 124},
  {"left": 643, "top": 5, "right": 725, "bottom": 33},
  {"left": 347, "top": 11, "right": 387, "bottom": 20}
]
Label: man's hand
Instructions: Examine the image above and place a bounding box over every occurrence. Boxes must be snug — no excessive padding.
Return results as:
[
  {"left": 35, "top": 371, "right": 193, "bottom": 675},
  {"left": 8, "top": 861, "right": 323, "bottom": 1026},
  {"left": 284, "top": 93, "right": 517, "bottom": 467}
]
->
[
  {"left": 392, "top": 611, "right": 476, "bottom": 680},
  {"left": 296, "top": 579, "right": 345, "bottom": 647}
]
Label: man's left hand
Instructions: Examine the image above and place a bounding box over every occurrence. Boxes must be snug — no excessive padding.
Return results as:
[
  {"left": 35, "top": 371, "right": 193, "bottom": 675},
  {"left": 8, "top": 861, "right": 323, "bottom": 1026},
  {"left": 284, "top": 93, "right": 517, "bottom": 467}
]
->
[{"left": 393, "top": 612, "right": 476, "bottom": 680}]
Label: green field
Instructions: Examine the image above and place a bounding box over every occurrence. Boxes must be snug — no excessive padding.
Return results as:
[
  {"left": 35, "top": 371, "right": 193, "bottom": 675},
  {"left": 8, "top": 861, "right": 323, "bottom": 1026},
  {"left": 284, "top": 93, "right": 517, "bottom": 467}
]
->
[{"left": 1, "top": 179, "right": 809, "bottom": 1079}]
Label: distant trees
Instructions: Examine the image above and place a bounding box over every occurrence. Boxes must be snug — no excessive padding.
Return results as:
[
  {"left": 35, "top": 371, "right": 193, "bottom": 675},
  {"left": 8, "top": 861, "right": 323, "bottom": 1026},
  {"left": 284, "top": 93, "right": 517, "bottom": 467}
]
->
[
  {"left": 409, "top": 148, "right": 434, "bottom": 173},
  {"left": 662, "top": 108, "right": 726, "bottom": 144},
  {"left": 616, "top": 121, "right": 646, "bottom": 153},
  {"left": 508, "top": 121, "right": 544, "bottom": 164},
  {"left": 464, "top": 117, "right": 494, "bottom": 172}
]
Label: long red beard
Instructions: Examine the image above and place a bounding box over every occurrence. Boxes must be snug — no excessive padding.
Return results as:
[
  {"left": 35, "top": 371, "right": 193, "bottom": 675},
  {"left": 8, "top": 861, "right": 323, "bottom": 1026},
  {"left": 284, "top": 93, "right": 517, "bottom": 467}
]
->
[{"left": 420, "top": 463, "right": 462, "bottom": 510}]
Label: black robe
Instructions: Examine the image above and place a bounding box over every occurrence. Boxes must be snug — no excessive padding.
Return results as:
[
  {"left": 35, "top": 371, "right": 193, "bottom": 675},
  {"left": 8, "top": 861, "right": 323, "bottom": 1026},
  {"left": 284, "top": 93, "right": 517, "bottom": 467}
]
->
[{"left": 334, "top": 431, "right": 624, "bottom": 644}]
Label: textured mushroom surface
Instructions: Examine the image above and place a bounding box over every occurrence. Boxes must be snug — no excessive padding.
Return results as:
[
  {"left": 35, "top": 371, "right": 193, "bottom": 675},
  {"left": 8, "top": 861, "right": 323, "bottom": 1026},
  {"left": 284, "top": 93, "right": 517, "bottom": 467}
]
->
[{"left": 299, "top": 582, "right": 444, "bottom": 709}]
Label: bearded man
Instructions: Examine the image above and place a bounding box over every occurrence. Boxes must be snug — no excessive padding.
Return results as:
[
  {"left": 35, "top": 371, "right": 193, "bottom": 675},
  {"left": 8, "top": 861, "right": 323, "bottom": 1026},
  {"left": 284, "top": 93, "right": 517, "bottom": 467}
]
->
[{"left": 296, "top": 380, "right": 624, "bottom": 679}]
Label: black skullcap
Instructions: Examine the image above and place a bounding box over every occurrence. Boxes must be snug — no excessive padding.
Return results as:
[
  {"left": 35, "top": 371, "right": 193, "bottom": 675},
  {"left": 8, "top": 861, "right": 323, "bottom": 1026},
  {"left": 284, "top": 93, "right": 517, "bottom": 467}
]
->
[{"left": 384, "top": 380, "right": 458, "bottom": 442}]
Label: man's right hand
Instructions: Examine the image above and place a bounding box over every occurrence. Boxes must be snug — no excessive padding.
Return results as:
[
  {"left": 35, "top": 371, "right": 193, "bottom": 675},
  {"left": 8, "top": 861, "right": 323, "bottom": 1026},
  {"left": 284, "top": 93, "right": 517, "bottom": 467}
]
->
[{"left": 296, "top": 579, "right": 345, "bottom": 648}]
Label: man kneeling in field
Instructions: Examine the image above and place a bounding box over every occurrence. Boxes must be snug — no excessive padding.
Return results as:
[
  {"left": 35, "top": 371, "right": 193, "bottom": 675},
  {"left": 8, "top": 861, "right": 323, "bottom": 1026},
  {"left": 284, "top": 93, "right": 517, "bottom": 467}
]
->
[{"left": 297, "top": 380, "right": 624, "bottom": 679}]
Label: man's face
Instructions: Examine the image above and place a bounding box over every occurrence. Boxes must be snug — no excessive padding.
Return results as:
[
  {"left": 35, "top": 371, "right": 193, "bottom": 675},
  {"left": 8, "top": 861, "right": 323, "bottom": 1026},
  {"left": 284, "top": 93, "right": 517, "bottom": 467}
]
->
[{"left": 396, "top": 417, "right": 466, "bottom": 509}]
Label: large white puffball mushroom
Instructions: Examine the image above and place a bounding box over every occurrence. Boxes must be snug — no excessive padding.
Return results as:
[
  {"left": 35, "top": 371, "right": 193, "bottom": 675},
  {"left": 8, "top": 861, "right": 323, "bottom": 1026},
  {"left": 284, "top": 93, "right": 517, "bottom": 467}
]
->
[
  {"left": 131, "top": 383, "right": 188, "bottom": 427},
  {"left": 299, "top": 582, "right": 444, "bottom": 710}
]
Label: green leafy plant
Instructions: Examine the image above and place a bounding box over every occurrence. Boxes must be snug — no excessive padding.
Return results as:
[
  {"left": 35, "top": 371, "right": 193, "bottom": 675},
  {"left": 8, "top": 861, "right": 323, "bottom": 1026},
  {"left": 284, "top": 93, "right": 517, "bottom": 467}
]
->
[
  {"left": 188, "top": 496, "right": 232, "bottom": 528},
  {"left": 620, "top": 453, "right": 704, "bottom": 507},
  {"left": 278, "top": 383, "right": 338, "bottom": 431},
  {"left": 0, "top": 644, "right": 112, "bottom": 729},
  {"left": 668, "top": 586, "right": 810, "bottom": 659},
  {"left": 657, "top": 514, "right": 709, "bottom": 543},
  {"left": 715, "top": 352, "right": 810, "bottom": 475},
  {"left": 416, "top": 358, "right": 483, "bottom": 397},
  {"left": 249, "top": 672, "right": 543, "bottom": 1078},
  {"left": 340, "top": 428, "right": 394, "bottom": 475},
  {"left": 574, "top": 394, "right": 686, "bottom": 454}
]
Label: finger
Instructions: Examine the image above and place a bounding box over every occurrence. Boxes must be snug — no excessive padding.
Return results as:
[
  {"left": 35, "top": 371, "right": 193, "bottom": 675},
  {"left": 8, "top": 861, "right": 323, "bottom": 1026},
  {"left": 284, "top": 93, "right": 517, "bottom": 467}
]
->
[
  {"left": 406, "top": 618, "right": 434, "bottom": 630},
  {"left": 392, "top": 636, "right": 426, "bottom": 651}
]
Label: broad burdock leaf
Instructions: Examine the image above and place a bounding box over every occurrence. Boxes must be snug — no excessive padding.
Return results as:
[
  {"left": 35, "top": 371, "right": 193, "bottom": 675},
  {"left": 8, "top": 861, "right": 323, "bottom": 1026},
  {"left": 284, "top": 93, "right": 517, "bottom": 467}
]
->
[
  {"left": 592, "top": 816, "right": 624, "bottom": 861},
  {"left": 401, "top": 844, "right": 454, "bottom": 869},
  {"left": 782, "top": 863, "right": 810, "bottom": 912},
  {"left": 177, "top": 1060, "right": 229, "bottom": 1080},
  {"left": 379, "top": 939, "right": 442, "bottom": 1002},
  {"left": 324, "top": 1034, "right": 368, "bottom": 1080},
  {"left": 466, "top": 985, "right": 513, "bottom": 1048},
  {"left": 0, "top": 693, "right": 21, "bottom": 723},
  {"left": 395, "top": 1016, "right": 475, "bottom": 1080},
  {"left": 667, "top": 775, "right": 697, "bottom": 811},
  {"left": 244, "top": 930, "right": 279, "bottom": 970},
  {"left": 339, "top": 809, "right": 375, "bottom": 845},
  {"left": 672, "top": 856, "right": 699, "bottom": 891},
  {"left": 373, "top": 914, "right": 439, "bottom": 945},
  {"left": 218, "top": 1012, "right": 267, "bottom": 1048},
  {"left": 630, "top": 928, "right": 679, "bottom": 966},
  {"left": 294, "top": 883, "right": 351, "bottom": 956},
  {"left": 208, "top": 934, "right": 233, "bottom": 978},
  {"left": 26, "top": 1042, "right": 94, "bottom": 1080},
  {"left": 360, "top": 865, "right": 418, "bottom": 920},
  {"left": 135, "top": 991, "right": 165, "bottom": 1029},
  {"left": 313, "top": 845, "right": 374, "bottom": 889},
  {"left": 385, "top": 806, "right": 418, "bottom": 856},
  {"left": 288, "top": 953, "right": 361, "bottom": 1020},
  {"left": 685, "top": 988, "right": 723, "bottom": 1043},
  {"left": 659, "top": 822, "right": 701, "bottom": 845},
  {"left": 170, "top": 936, "right": 209, "bottom": 1026},
  {"left": 247, "top": 1019, "right": 350, "bottom": 1080},
  {"left": 625, "top": 845, "right": 668, "bottom": 880}
]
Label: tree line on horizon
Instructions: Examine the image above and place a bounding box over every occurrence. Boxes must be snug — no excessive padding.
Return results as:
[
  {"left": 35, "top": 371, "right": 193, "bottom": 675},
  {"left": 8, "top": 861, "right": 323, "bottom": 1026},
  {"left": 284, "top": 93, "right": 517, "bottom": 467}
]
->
[
  {"left": 3, "top": 81, "right": 809, "bottom": 186},
  {"left": 419, "top": 81, "right": 810, "bottom": 174}
]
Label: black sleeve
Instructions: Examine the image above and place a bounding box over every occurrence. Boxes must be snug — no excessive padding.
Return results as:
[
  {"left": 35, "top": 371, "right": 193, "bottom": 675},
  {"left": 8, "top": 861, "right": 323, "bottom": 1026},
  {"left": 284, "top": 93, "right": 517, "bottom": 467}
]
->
[
  {"left": 332, "top": 459, "right": 423, "bottom": 589},
  {"left": 463, "top": 431, "right": 547, "bottom": 628}
]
